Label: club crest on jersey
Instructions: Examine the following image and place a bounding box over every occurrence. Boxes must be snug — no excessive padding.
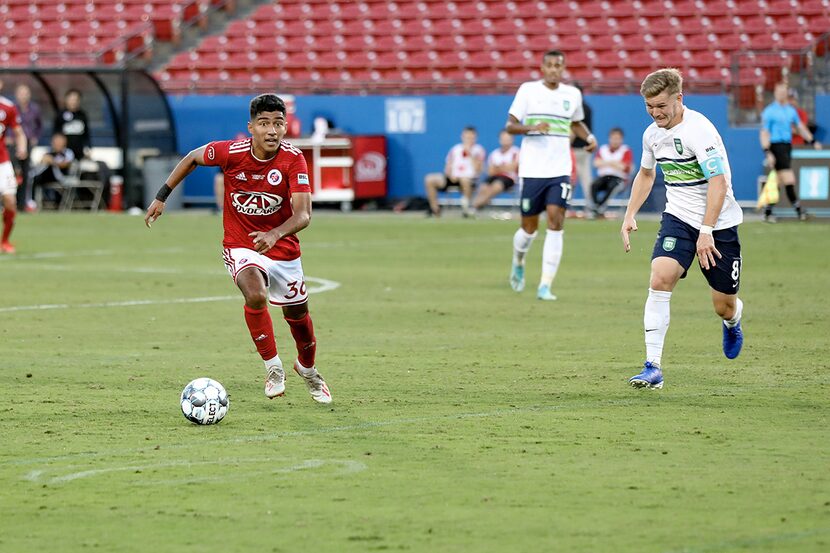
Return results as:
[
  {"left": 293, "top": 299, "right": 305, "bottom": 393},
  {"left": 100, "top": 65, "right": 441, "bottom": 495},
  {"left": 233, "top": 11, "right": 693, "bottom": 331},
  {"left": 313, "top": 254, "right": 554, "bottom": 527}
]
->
[
  {"left": 563, "top": 100, "right": 571, "bottom": 110},
  {"left": 231, "top": 191, "right": 283, "bottom": 215},
  {"left": 674, "top": 138, "right": 683, "bottom": 154},
  {"left": 267, "top": 169, "right": 283, "bottom": 186},
  {"left": 662, "top": 237, "right": 677, "bottom": 251}
]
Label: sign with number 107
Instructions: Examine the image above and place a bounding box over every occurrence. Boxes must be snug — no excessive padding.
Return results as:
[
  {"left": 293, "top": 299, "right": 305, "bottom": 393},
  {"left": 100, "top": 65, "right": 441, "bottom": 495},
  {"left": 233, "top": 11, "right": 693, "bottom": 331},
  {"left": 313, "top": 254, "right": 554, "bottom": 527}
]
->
[{"left": 385, "top": 98, "right": 426, "bottom": 134}]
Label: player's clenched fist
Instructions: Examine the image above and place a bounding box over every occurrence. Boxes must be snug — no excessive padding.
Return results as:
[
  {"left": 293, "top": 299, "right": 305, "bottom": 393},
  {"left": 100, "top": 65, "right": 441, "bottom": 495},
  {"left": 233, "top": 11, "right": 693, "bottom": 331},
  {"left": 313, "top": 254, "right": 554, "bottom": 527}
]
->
[{"left": 249, "top": 230, "right": 278, "bottom": 253}]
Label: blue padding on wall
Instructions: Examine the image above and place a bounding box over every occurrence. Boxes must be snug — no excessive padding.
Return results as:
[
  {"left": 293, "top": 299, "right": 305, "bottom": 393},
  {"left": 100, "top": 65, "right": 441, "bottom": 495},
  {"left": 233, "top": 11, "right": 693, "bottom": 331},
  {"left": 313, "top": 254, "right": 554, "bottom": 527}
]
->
[{"left": 168, "top": 92, "right": 830, "bottom": 203}]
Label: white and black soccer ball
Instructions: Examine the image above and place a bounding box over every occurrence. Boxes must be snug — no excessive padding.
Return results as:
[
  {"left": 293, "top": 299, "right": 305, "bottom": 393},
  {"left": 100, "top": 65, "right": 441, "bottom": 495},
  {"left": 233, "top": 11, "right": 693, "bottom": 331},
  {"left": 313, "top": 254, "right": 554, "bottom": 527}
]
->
[{"left": 180, "top": 378, "right": 229, "bottom": 425}]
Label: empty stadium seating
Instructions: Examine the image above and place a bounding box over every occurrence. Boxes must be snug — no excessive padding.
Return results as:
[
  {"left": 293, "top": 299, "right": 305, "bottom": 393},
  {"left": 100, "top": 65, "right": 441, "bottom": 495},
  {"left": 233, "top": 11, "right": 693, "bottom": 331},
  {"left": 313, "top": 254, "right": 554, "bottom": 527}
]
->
[
  {"left": 2, "top": 0, "right": 829, "bottom": 94},
  {"left": 0, "top": 0, "right": 212, "bottom": 65},
  {"left": 154, "top": 0, "right": 830, "bottom": 93}
]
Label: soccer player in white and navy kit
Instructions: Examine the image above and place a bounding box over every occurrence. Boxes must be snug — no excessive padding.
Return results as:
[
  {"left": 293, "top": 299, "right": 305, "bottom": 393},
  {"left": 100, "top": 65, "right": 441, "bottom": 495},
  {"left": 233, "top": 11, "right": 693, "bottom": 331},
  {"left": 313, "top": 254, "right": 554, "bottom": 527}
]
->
[
  {"left": 145, "top": 94, "right": 331, "bottom": 404},
  {"left": 621, "top": 69, "right": 744, "bottom": 389},
  {"left": 507, "top": 50, "right": 597, "bottom": 300}
]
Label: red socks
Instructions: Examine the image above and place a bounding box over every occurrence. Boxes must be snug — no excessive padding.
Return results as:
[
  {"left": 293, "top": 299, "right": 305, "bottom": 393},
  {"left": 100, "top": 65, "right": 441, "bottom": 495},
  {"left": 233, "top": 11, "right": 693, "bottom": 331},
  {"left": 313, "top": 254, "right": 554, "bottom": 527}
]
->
[
  {"left": 243, "top": 305, "right": 317, "bottom": 367},
  {"left": 243, "top": 305, "right": 277, "bottom": 360},
  {"left": 2, "top": 209, "right": 14, "bottom": 243},
  {"left": 284, "top": 313, "right": 317, "bottom": 368}
]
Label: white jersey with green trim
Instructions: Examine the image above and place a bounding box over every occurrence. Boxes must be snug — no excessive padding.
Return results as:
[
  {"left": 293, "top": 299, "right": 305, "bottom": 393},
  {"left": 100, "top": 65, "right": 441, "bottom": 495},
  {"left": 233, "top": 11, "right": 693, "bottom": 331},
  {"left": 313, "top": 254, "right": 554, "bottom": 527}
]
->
[
  {"left": 508, "top": 81, "right": 584, "bottom": 178},
  {"left": 640, "top": 108, "right": 743, "bottom": 230}
]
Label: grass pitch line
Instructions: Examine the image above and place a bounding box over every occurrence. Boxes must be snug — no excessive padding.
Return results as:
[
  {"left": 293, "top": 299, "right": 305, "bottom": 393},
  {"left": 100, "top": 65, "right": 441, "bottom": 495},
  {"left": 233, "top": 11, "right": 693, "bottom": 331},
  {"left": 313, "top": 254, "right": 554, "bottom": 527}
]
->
[
  {"left": 662, "top": 527, "right": 830, "bottom": 553},
  {"left": 24, "top": 457, "right": 367, "bottom": 485},
  {"left": 0, "top": 247, "right": 184, "bottom": 262},
  {"left": 0, "top": 276, "right": 340, "bottom": 313}
]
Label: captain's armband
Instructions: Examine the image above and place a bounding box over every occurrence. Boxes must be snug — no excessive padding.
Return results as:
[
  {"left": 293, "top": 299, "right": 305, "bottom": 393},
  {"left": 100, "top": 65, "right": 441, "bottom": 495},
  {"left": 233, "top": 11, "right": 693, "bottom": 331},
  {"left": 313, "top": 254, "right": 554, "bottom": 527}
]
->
[{"left": 701, "top": 156, "right": 725, "bottom": 179}]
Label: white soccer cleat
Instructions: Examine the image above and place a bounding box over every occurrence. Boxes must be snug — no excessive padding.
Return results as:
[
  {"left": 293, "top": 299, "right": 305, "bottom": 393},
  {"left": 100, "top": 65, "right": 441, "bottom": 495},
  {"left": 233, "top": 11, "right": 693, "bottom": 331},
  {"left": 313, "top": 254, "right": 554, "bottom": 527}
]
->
[
  {"left": 293, "top": 361, "right": 332, "bottom": 404},
  {"left": 264, "top": 364, "right": 285, "bottom": 398}
]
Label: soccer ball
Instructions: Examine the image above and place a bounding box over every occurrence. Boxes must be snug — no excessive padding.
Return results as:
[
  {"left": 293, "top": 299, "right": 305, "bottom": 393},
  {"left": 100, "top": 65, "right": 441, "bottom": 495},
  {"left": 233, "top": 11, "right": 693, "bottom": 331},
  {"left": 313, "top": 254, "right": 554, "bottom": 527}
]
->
[{"left": 180, "top": 377, "right": 229, "bottom": 425}]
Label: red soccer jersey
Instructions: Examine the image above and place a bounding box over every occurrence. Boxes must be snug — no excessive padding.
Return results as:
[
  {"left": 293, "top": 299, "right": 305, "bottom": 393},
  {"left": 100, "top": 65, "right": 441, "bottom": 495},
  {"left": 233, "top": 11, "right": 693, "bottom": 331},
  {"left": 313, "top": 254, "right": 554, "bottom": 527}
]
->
[
  {"left": 204, "top": 137, "right": 312, "bottom": 261},
  {"left": 0, "top": 96, "right": 22, "bottom": 164}
]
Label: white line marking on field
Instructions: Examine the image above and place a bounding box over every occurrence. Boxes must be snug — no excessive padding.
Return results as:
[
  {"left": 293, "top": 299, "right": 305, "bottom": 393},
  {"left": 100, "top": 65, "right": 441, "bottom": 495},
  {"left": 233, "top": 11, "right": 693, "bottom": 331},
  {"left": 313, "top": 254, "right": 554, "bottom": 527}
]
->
[
  {"left": 23, "top": 458, "right": 366, "bottom": 484},
  {"left": 661, "top": 527, "right": 830, "bottom": 553},
  {"left": 0, "top": 276, "right": 340, "bottom": 313},
  {"left": 2, "top": 263, "right": 200, "bottom": 274},
  {"left": 0, "top": 247, "right": 184, "bottom": 262}
]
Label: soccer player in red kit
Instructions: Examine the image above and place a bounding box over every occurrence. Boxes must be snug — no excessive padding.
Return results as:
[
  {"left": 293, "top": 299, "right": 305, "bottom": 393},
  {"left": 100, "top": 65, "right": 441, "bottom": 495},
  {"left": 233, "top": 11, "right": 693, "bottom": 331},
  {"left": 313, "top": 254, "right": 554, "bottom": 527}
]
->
[
  {"left": 144, "top": 94, "right": 331, "bottom": 404},
  {"left": 0, "top": 93, "right": 28, "bottom": 254}
]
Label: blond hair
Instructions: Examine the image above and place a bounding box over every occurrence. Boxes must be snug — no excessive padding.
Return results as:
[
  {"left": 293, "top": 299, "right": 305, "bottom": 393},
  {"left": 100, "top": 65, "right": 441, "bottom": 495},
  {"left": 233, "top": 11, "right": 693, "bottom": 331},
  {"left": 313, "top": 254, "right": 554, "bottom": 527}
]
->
[{"left": 640, "top": 68, "right": 683, "bottom": 98}]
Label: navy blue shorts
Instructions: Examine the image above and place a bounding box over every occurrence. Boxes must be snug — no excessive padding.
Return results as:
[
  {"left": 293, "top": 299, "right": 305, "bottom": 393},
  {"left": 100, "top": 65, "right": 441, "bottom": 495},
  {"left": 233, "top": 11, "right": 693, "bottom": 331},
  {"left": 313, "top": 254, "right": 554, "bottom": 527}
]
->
[
  {"left": 652, "top": 212, "right": 742, "bottom": 294},
  {"left": 520, "top": 176, "right": 572, "bottom": 216}
]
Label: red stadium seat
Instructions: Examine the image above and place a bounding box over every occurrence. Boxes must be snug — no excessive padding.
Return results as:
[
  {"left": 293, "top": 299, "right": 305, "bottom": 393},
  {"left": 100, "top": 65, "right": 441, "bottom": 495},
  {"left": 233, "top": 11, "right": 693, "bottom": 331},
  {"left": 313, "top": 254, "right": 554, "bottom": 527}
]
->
[
  {"left": 605, "top": 0, "right": 638, "bottom": 17},
  {"left": 801, "top": 0, "right": 830, "bottom": 16},
  {"left": 733, "top": 0, "right": 765, "bottom": 16},
  {"left": 780, "top": 32, "right": 813, "bottom": 49},
  {"left": 807, "top": 16, "right": 830, "bottom": 35}
]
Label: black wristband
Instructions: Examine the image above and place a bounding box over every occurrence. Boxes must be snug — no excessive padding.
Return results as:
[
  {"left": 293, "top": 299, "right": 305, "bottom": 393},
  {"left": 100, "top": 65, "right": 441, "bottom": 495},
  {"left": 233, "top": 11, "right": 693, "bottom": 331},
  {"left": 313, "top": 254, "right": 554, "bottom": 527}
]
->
[
  {"left": 155, "top": 184, "right": 173, "bottom": 202},
  {"left": 763, "top": 147, "right": 771, "bottom": 153},
  {"left": 807, "top": 138, "right": 816, "bottom": 145}
]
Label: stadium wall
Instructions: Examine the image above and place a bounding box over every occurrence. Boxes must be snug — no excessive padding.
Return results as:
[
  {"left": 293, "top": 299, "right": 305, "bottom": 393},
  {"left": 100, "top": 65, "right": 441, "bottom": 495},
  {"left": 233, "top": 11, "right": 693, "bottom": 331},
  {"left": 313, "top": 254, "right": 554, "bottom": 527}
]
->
[{"left": 169, "top": 93, "right": 830, "bottom": 204}]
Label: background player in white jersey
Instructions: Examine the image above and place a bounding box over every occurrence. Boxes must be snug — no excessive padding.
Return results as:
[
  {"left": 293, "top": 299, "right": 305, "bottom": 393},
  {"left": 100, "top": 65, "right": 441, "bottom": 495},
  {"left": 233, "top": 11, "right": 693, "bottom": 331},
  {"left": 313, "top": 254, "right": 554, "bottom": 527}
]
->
[
  {"left": 590, "top": 127, "right": 633, "bottom": 217},
  {"left": 424, "top": 126, "right": 485, "bottom": 217},
  {"left": 145, "top": 94, "right": 331, "bottom": 404},
  {"left": 621, "top": 69, "right": 744, "bottom": 390},
  {"left": 469, "top": 130, "right": 520, "bottom": 214},
  {"left": 507, "top": 50, "right": 597, "bottom": 300}
]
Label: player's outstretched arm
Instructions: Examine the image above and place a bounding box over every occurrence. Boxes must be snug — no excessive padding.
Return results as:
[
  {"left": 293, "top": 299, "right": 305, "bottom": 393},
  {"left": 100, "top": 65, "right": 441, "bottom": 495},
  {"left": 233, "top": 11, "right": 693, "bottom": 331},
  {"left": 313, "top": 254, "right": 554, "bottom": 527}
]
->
[
  {"left": 145, "top": 146, "right": 208, "bottom": 228},
  {"left": 621, "top": 166, "right": 655, "bottom": 252},
  {"left": 249, "top": 192, "right": 312, "bottom": 254},
  {"left": 571, "top": 121, "right": 598, "bottom": 152}
]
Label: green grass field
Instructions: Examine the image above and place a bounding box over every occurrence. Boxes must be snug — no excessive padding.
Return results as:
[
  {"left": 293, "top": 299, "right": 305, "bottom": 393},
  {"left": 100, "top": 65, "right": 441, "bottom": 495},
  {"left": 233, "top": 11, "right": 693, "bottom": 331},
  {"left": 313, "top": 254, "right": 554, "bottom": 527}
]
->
[{"left": 1, "top": 211, "right": 828, "bottom": 553}]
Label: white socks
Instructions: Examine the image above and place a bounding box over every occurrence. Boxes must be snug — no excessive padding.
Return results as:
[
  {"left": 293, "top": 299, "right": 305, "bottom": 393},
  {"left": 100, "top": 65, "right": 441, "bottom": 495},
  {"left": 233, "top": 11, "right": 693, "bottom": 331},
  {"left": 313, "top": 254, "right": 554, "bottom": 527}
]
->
[
  {"left": 295, "top": 358, "right": 316, "bottom": 376},
  {"left": 541, "top": 229, "right": 563, "bottom": 287},
  {"left": 644, "top": 288, "right": 672, "bottom": 367},
  {"left": 264, "top": 355, "right": 282, "bottom": 372},
  {"left": 512, "top": 228, "right": 537, "bottom": 266},
  {"left": 724, "top": 298, "right": 743, "bottom": 328}
]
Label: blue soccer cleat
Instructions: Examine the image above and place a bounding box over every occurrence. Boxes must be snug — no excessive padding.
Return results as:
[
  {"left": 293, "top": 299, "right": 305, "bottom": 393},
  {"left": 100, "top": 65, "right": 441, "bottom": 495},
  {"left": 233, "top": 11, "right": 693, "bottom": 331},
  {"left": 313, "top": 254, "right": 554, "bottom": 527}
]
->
[
  {"left": 536, "top": 284, "right": 557, "bottom": 301},
  {"left": 510, "top": 264, "right": 525, "bottom": 292},
  {"left": 629, "top": 361, "right": 663, "bottom": 389},
  {"left": 722, "top": 321, "right": 743, "bottom": 359}
]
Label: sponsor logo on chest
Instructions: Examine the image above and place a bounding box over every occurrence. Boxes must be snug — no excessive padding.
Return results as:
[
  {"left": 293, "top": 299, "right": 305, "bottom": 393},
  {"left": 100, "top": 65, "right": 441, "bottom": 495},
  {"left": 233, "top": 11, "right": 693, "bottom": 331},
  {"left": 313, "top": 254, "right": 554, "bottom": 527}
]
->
[{"left": 231, "top": 191, "right": 284, "bottom": 215}]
